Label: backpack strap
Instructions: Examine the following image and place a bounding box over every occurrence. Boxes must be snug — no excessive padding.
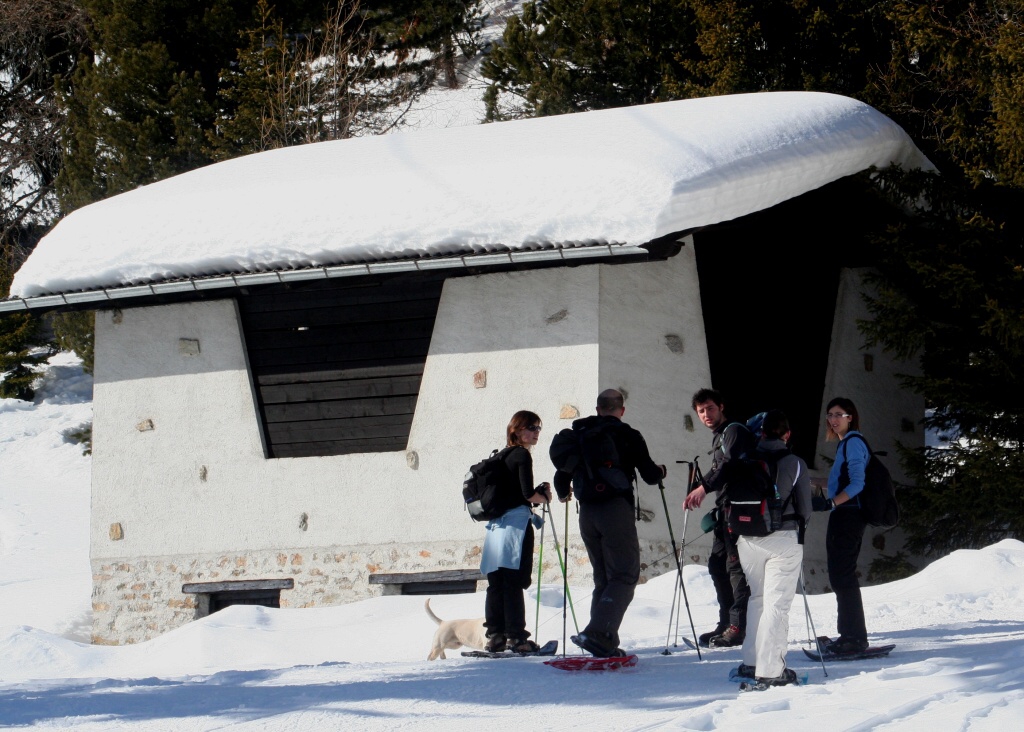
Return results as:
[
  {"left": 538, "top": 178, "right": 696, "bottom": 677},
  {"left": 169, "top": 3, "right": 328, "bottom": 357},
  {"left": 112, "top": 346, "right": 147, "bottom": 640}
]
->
[
  {"left": 841, "top": 432, "right": 875, "bottom": 458},
  {"left": 760, "top": 448, "right": 805, "bottom": 541}
]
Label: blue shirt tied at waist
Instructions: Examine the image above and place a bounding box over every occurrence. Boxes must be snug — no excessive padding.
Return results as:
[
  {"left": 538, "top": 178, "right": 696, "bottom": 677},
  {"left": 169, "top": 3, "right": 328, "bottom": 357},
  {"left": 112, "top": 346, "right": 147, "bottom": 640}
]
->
[{"left": 480, "top": 505, "right": 543, "bottom": 575}]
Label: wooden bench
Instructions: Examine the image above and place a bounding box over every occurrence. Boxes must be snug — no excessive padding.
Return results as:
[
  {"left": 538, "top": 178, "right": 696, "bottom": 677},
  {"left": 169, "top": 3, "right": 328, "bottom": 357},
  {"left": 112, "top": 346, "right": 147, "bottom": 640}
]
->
[
  {"left": 181, "top": 578, "right": 295, "bottom": 615},
  {"left": 368, "top": 569, "right": 484, "bottom": 596}
]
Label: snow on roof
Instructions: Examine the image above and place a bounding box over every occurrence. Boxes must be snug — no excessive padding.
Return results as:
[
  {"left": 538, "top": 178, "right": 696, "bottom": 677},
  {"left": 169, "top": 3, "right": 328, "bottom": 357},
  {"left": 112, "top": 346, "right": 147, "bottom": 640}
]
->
[{"left": 9, "top": 91, "right": 932, "bottom": 300}]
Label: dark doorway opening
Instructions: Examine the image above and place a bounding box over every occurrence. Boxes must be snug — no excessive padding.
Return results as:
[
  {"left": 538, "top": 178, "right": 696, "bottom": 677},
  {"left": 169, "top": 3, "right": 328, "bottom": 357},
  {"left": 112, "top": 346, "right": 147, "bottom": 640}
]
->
[{"left": 692, "top": 175, "right": 893, "bottom": 467}]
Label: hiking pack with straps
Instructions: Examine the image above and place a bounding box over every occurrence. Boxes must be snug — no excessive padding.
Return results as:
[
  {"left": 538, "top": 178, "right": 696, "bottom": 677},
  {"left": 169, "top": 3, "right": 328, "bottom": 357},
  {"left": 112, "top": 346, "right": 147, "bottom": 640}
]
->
[
  {"left": 841, "top": 434, "right": 900, "bottom": 528},
  {"left": 462, "top": 446, "right": 515, "bottom": 522},
  {"left": 549, "top": 420, "right": 633, "bottom": 504},
  {"left": 722, "top": 443, "right": 801, "bottom": 538}
]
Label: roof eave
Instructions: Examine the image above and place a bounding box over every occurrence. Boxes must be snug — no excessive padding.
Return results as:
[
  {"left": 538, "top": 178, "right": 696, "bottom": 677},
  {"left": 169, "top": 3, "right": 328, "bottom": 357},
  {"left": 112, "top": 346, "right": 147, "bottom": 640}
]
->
[{"left": 0, "top": 239, "right": 683, "bottom": 316}]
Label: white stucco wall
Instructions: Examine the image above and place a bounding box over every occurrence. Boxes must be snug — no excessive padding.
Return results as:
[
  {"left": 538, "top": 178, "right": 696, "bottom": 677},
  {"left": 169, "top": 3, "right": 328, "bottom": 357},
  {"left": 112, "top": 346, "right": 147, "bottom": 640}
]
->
[
  {"left": 595, "top": 242, "right": 713, "bottom": 574},
  {"left": 90, "top": 260, "right": 677, "bottom": 642},
  {"left": 88, "top": 257, "right": 921, "bottom": 643}
]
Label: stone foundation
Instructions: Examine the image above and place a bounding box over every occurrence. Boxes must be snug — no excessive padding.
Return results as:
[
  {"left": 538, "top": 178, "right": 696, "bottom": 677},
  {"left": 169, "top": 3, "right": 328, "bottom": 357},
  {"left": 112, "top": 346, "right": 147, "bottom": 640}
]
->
[
  {"left": 90, "top": 535, "right": 832, "bottom": 645},
  {"left": 93, "top": 538, "right": 610, "bottom": 645}
]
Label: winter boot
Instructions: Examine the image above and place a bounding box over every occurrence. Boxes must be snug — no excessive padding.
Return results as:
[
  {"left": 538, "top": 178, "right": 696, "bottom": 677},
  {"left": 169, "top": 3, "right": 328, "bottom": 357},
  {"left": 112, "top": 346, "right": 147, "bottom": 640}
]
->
[
  {"left": 571, "top": 631, "right": 618, "bottom": 658},
  {"left": 745, "top": 668, "right": 799, "bottom": 691},
  {"left": 698, "top": 624, "right": 729, "bottom": 648},
  {"left": 709, "top": 625, "right": 744, "bottom": 648},
  {"left": 733, "top": 663, "right": 756, "bottom": 680},
  {"left": 824, "top": 636, "right": 869, "bottom": 655},
  {"left": 485, "top": 634, "right": 507, "bottom": 653},
  {"left": 508, "top": 638, "right": 540, "bottom": 654}
]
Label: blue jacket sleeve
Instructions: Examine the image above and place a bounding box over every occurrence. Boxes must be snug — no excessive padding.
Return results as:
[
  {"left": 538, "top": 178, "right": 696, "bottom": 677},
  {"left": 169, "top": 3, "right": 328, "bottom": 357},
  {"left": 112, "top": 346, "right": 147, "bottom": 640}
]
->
[{"left": 828, "top": 433, "right": 870, "bottom": 500}]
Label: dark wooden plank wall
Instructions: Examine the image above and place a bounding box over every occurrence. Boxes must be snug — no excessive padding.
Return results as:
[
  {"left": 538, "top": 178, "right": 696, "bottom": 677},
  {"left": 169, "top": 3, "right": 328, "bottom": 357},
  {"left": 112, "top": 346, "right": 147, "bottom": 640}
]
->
[{"left": 236, "top": 276, "right": 445, "bottom": 458}]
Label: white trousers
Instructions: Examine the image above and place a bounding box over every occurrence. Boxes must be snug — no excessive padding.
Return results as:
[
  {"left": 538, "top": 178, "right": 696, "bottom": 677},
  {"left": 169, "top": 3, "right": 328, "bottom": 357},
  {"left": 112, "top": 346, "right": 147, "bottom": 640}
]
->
[{"left": 737, "top": 530, "right": 803, "bottom": 679}]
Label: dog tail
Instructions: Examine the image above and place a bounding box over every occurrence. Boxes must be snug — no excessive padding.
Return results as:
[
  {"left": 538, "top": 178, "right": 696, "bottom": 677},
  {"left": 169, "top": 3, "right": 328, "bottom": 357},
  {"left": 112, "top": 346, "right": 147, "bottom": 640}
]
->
[{"left": 424, "top": 598, "right": 443, "bottom": 626}]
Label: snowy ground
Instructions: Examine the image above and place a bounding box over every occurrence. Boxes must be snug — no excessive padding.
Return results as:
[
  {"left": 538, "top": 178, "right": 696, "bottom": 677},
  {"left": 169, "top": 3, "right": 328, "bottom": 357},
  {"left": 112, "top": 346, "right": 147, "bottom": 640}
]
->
[
  {"left": 0, "top": 7, "right": 1018, "bottom": 724},
  {"left": 2, "top": 353, "right": 1023, "bottom": 730}
]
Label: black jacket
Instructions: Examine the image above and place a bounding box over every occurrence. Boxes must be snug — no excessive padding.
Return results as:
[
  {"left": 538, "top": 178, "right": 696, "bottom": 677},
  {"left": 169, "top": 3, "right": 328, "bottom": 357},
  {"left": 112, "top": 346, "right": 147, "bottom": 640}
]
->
[
  {"left": 489, "top": 445, "right": 537, "bottom": 517},
  {"left": 701, "top": 421, "right": 757, "bottom": 507},
  {"left": 553, "top": 415, "right": 662, "bottom": 501}
]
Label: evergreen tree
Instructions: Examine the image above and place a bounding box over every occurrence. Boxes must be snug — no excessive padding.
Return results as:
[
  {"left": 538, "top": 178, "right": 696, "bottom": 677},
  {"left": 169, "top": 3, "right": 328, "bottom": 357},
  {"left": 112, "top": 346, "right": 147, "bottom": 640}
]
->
[
  {"left": 208, "top": 0, "right": 487, "bottom": 155},
  {"left": 0, "top": 249, "right": 52, "bottom": 400},
  {"left": 0, "top": 3, "right": 73, "bottom": 403},
  {"left": 482, "top": 0, "right": 892, "bottom": 119},
  {"left": 206, "top": 0, "right": 296, "bottom": 159},
  {"left": 50, "top": 310, "right": 95, "bottom": 374},
  {"left": 862, "top": 168, "right": 1024, "bottom": 553},
  {"left": 56, "top": 0, "right": 251, "bottom": 211},
  {"left": 671, "top": 0, "right": 893, "bottom": 99},
  {"left": 483, "top": 0, "right": 699, "bottom": 119},
  {"left": 369, "top": 0, "right": 486, "bottom": 89},
  {"left": 857, "top": 4, "right": 1024, "bottom": 553},
  {"left": 875, "top": 1, "right": 1024, "bottom": 186},
  {"left": 1, "top": 0, "right": 87, "bottom": 244}
]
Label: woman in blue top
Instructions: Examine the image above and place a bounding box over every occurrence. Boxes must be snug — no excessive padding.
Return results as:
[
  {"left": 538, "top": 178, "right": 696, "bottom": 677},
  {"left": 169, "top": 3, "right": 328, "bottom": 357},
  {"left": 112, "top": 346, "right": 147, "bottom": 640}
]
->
[{"left": 821, "top": 397, "right": 871, "bottom": 655}]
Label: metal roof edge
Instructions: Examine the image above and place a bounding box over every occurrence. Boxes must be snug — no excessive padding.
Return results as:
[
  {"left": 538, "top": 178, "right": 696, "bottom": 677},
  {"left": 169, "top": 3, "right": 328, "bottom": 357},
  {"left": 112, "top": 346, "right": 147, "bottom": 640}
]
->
[{"left": 1, "top": 242, "right": 657, "bottom": 315}]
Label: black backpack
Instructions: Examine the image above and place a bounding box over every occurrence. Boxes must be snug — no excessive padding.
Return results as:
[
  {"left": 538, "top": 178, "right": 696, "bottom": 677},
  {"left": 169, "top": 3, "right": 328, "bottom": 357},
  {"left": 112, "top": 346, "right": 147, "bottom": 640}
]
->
[
  {"left": 550, "top": 421, "right": 633, "bottom": 504},
  {"left": 462, "top": 446, "right": 515, "bottom": 522},
  {"left": 841, "top": 435, "right": 900, "bottom": 528},
  {"left": 723, "top": 447, "right": 797, "bottom": 537}
]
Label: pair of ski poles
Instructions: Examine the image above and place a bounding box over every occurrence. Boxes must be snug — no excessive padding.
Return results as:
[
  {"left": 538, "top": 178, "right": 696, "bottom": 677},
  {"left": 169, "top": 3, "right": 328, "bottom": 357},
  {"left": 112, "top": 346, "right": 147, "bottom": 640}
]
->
[
  {"left": 660, "top": 459, "right": 702, "bottom": 659},
  {"left": 535, "top": 499, "right": 579, "bottom": 654}
]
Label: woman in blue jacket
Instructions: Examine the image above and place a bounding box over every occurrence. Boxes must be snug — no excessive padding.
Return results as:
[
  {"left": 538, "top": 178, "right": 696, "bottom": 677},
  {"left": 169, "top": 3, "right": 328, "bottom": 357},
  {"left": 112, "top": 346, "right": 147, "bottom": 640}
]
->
[{"left": 819, "top": 397, "right": 871, "bottom": 655}]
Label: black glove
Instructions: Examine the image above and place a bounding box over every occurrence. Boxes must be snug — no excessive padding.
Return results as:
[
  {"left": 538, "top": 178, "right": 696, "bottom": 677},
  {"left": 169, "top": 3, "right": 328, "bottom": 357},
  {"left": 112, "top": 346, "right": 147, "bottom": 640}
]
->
[{"left": 812, "top": 496, "right": 834, "bottom": 512}]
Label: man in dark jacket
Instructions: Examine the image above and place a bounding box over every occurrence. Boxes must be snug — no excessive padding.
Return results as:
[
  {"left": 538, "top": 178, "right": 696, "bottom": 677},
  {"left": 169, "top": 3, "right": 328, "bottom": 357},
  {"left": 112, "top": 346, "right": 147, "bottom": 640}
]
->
[
  {"left": 682, "top": 388, "right": 753, "bottom": 647},
  {"left": 553, "top": 389, "right": 666, "bottom": 658}
]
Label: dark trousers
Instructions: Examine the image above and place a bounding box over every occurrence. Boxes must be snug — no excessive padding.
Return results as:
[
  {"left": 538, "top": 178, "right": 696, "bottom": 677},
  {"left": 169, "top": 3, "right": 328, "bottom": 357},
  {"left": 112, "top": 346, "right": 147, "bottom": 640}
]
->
[
  {"left": 709, "top": 523, "right": 750, "bottom": 630},
  {"left": 826, "top": 506, "right": 868, "bottom": 642},
  {"left": 484, "top": 523, "right": 535, "bottom": 641},
  {"left": 578, "top": 497, "right": 640, "bottom": 648}
]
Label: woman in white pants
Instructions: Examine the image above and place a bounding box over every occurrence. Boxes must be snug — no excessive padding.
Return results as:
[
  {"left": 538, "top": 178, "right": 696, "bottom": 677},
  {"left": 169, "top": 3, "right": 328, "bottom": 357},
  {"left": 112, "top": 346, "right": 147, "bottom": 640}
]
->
[{"left": 735, "top": 409, "right": 812, "bottom": 689}]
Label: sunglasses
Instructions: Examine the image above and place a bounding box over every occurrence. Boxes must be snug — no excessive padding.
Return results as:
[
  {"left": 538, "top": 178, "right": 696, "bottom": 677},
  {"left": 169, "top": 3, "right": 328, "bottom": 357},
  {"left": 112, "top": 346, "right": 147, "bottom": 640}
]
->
[
  {"left": 524, "top": 425, "right": 542, "bottom": 432},
  {"left": 825, "top": 412, "right": 852, "bottom": 420}
]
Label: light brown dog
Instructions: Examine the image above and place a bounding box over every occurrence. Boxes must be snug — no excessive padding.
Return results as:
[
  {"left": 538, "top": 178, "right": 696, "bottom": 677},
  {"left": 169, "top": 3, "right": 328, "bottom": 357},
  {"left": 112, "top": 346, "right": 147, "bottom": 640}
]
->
[{"left": 425, "top": 598, "right": 488, "bottom": 660}]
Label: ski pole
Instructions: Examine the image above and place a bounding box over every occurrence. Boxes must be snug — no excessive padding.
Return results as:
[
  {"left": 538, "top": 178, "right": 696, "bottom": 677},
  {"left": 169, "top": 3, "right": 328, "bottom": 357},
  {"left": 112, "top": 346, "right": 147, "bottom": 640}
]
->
[
  {"left": 674, "top": 461, "right": 695, "bottom": 647},
  {"left": 657, "top": 478, "right": 701, "bottom": 660},
  {"left": 543, "top": 502, "right": 580, "bottom": 643},
  {"left": 799, "top": 574, "right": 828, "bottom": 678},
  {"left": 663, "top": 516, "right": 690, "bottom": 652},
  {"left": 535, "top": 505, "right": 546, "bottom": 641},
  {"left": 675, "top": 504, "right": 691, "bottom": 646},
  {"left": 664, "top": 461, "right": 693, "bottom": 651},
  {"left": 563, "top": 502, "right": 570, "bottom": 655},
  {"left": 664, "top": 569, "right": 681, "bottom": 651}
]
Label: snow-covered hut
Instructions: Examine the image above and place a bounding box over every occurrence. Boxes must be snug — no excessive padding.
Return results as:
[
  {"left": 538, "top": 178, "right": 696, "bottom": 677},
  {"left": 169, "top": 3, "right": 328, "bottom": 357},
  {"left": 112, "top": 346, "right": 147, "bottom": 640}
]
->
[{"left": 5, "top": 91, "right": 933, "bottom": 644}]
